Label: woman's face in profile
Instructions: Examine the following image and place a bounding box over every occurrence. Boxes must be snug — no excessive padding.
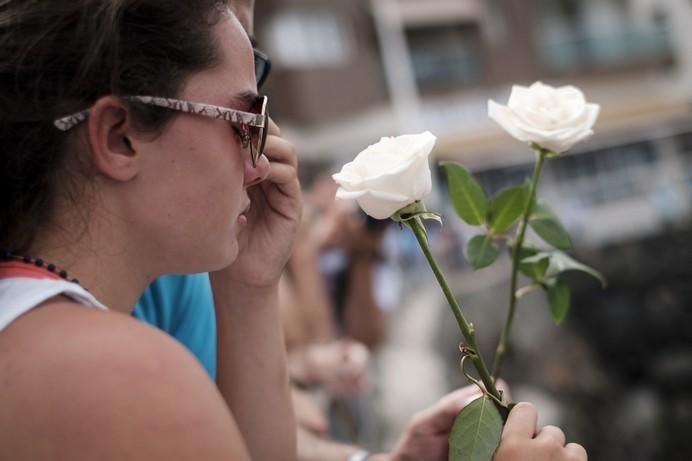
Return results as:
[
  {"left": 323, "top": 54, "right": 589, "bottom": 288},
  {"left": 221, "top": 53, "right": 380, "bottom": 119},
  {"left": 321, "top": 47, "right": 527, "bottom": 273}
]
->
[{"left": 131, "top": 12, "right": 264, "bottom": 274}]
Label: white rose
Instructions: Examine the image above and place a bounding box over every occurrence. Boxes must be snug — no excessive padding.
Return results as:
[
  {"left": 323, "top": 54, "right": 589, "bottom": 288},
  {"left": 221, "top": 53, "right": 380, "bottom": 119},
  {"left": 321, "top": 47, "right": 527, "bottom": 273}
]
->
[
  {"left": 488, "top": 81, "right": 600, "bottom": 153},
  {"left": 332, "top": 131, "right": 436, "bottom": 219}
]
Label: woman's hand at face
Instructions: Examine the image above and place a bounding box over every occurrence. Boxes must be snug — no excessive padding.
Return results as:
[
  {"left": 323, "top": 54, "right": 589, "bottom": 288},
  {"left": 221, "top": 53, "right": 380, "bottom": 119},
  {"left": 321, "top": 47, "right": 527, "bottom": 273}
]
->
[{"left": 220, "top": 118, "right": 302, "bottom": 288}]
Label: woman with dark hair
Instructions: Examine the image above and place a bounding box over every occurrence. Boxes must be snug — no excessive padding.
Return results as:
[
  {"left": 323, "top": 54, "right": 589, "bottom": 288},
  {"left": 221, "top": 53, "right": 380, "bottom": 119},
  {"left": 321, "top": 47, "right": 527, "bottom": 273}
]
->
[{"left": 0, "top": 1, "right": 298, "bottom": 459}]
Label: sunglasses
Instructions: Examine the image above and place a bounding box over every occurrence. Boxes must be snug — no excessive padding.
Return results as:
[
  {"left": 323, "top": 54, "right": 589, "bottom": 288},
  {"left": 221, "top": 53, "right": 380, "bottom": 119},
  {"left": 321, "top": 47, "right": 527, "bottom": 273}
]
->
[
  {"left": 254, "top": 48, "right": 272, "bottom": 89},
  {"left": 54, "top": 95, "right": 269, "bottom": 167}
]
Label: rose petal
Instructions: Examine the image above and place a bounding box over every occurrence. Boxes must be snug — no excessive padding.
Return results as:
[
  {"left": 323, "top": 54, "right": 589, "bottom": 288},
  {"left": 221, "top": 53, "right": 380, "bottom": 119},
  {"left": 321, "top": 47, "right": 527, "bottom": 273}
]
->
[
  {"left": 334, "top": 132, "right": 436, "bottom": 188},
  {"left": 506, "top": 85, "right": 532, "bottom": 110},
  {"left": 410, "top": 155, "right": 433, "bottom": 199},
  {"left": 335, "top": 188, "right": 367, "bottom": 200},
  {"left": 332, "top": 162, "right": 363, "bottom": 188},
  {"left": 488, "top": 100, "right": 532, "bottom": 144},
  {"left": 583, "top": 103, "right": 600, "bottom": 130},
  {"left": 355, "top": 189, "right": 413, "bottom": 219},
  {"left": 529, "top": 103, "right": 600, "bottom": 152}
]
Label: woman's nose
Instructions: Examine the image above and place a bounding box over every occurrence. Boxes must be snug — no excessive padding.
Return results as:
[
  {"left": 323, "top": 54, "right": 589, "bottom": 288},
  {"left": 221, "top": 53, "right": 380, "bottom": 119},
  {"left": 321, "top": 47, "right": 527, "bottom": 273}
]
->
[{"left": 244, "top": 153, "right": 270, "bottom": 187}]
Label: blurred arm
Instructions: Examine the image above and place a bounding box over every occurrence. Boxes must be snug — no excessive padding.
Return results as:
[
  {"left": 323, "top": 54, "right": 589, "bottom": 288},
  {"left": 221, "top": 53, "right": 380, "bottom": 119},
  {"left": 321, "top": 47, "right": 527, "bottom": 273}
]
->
[
  {"left": 343, "top": 250, "right": 388, "bottom": 349},
  {"left": 287, "top": 238, "right": 335, "bottom": 343}
]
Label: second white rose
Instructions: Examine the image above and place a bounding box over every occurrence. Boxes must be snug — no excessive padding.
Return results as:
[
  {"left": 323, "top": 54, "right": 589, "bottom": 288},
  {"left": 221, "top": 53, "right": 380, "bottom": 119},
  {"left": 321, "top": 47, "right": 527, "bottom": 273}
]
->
[
  {"left": 488, "top": 81, "right": 600, "bottom": 154},
  {"left": 332, "top": 131, "right": 436, "bottom": 219}
]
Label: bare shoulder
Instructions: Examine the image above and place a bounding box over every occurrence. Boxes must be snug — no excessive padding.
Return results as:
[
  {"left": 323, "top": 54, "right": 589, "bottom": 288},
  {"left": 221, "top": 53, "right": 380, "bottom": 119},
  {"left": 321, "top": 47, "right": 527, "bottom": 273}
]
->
[{"left": 0, "top": 301, "right": 250, "bottom": 461}]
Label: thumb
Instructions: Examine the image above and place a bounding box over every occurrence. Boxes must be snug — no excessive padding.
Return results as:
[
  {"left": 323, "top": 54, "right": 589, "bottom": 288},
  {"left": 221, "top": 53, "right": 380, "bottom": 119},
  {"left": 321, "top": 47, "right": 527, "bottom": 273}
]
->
[{"left": 409, "top": 385, "right": 484, "bottom": 434}]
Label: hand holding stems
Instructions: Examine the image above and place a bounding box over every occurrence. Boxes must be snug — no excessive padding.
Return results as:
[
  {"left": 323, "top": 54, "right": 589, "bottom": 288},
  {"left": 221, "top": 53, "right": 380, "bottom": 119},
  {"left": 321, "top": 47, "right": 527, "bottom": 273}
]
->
[
  {"left": 293, "top": 384, "right": 494, "bottom": 461},
  {"left": 292, "top": 383, "right": 586, "bottom": 461},
  {"left": 386, "top": 384, "right": 586, "bottom": 461},
  {"left": 495, "top": 403, "right": 587, "bottom": 461}
]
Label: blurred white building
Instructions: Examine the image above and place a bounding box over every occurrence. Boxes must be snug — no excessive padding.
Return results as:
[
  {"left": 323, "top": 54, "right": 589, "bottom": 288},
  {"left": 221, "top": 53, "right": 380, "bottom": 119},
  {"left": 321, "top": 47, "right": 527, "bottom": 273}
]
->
[{"left": 256, "top": 0, "right": 692, "bottom": 246}]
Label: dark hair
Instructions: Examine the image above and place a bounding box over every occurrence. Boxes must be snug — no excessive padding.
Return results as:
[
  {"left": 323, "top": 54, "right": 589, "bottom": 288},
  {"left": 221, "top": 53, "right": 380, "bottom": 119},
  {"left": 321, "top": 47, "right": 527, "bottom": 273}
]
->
[{"left": 0, "top": 0, "right": 230, "bottom": 251}]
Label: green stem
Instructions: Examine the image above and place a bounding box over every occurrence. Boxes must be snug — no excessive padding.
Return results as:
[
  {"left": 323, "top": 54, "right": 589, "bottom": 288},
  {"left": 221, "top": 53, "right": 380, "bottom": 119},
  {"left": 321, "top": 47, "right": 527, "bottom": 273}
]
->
[
  {"left": 492, "top": 146, "right": 548, "bottom": 378},
  {"left": 408, "top": 217, "right": 503, "bottom": 404}
]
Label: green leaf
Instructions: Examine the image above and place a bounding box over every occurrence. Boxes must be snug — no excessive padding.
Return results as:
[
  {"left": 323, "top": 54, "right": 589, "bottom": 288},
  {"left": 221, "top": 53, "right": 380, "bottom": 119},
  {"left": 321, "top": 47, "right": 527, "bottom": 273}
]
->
[
  {"left": 547, "top": 280, "right": 571, "bottom": 323},
  {"left": 449, "top": 396, "right": 503, "bottom": 461},
  {"left": 488, "top": 185, "right": 530, "bottom": 234},
  {"left": 465, "top": 235, "right": 500, "bottom": 270},
  {"left": 530, "top": 203, "right": 572, "bottom": 250},
  {"left": 442, "top": 163, "right": 489, "bottom": 226},
  {"left": 545, "top": 252, "right": 607, "bottom": 287},
  {"left": 516, "top": 247, "right": 550, "bottom": 282}
]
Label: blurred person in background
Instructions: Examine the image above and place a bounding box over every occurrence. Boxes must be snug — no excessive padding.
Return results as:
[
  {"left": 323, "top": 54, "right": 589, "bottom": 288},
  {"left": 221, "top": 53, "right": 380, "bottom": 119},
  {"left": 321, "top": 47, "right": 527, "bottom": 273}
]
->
[
  {"left": 302, "top": 175, "right": 400, "bottom": 350},
  {"left": 283, "top": 174, "right": 408, "bottom": 446},
  {"left": 280, "top": 175, "right": 389, "bottom": 447},
  {"left": 280, "top": 181, "right": 374, "bottom": 396}
]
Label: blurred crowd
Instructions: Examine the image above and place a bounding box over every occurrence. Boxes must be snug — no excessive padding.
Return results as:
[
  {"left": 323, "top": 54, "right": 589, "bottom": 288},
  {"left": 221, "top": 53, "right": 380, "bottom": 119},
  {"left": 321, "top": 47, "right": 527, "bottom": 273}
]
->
[{"left": 279, "top": 174, "right": 400, "bottom": 456}]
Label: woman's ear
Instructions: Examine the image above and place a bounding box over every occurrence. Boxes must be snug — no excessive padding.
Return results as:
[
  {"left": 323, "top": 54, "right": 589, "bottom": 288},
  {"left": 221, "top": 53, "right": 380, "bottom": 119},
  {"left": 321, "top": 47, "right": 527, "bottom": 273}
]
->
[{"left": 86, "top": 96, "right": 140, "bottom": 182}]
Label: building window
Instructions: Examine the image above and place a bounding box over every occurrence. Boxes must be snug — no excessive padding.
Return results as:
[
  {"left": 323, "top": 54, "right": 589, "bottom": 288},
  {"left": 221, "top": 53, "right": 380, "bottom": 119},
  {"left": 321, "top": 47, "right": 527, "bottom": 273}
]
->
[
  {"left": 266, "top": 12, "right": 353, "bottom": 69},
  {"left": 406, "top": 23, "right": 484, "bottom": 93},
  {"left": 552, "top": 142, "right": 657, "bottom": 206},
  {"left": 674, "top": 132, "right": 692, "bottom": 201},
  {"left": 534, "top": 0, "right": 674, "bottom": 73}
]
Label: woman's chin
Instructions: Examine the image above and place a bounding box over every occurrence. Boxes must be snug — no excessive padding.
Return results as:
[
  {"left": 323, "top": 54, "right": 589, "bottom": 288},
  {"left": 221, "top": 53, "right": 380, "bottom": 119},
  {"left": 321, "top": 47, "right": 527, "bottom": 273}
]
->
[{"left": 190, "top": 238, "right": 239, "bottom": 274}]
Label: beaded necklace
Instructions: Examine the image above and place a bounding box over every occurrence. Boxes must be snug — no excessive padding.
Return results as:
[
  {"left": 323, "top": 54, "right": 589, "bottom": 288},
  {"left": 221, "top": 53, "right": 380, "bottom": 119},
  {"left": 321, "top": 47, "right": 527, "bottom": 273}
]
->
[{"left": 1, "top": 250, "right": 84, "bottom": 288}]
